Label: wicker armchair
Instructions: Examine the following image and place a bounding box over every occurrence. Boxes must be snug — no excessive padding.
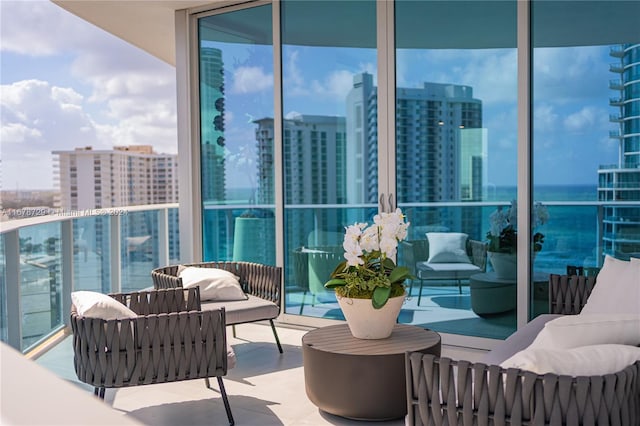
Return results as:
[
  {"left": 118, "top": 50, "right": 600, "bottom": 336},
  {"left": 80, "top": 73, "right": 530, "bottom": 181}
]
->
[
  {"left": 152, "top": 261, "right": 283, "bottom": 353},
  {"left": 405, "top": 274, "right": 640, "bottom": 425},
  {"left": 401, "top": 238, "right": 487, "bottom": 303},
  {"left": 70, "top": 287, "right": 234, "bottom": 426}
]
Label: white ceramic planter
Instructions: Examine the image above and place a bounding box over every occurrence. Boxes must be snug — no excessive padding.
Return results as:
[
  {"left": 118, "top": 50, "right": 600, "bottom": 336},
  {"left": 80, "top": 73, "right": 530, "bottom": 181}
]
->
[
  {"left": 487, "top": 251, "right": 517, "bottom": 280},
  {"left": 337, "top": 293, "right": 406, "bottom": 339}
]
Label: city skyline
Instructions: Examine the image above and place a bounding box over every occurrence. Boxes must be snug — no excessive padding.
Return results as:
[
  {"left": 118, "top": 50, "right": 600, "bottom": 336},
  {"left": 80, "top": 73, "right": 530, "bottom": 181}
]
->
[{"left": 0, "top": 1, "right": 622, "bottom": 192}]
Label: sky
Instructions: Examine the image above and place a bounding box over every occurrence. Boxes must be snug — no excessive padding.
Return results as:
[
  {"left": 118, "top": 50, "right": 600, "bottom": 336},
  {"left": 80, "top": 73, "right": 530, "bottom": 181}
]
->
[
  {"left": 0, "top": 0, "right": 623, "bottom": 193},
  {"left": 1, "top": 0, "right": 178, "bottom": 191}
]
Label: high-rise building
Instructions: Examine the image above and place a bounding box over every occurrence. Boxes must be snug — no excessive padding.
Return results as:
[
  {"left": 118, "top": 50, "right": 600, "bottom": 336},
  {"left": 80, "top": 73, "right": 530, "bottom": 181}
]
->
[
  {"left": 346, "top": 73, "right": 485, "bottom": 235},
  {"left": 53, "top": 145, "right": 179, "bottom": 287},
  {"left": 599, "top": 43, "right": 640, "bottom": 258},
  {"left": 200, "top": 47, "right": 227, "bottom": 203},
  {"left": 53, "top": 145, "right": 178, "bottom": 210},
  {"left": 346, "top": 73, "right": 484, "bottom": 207},
  {"left": 255, "top": 115, "right": 347, "bottom": 248}
]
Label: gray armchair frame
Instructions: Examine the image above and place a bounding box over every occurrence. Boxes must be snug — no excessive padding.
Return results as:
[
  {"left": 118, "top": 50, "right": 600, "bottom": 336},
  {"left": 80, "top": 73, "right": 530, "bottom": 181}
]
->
[
  {"left": 152, "top": 261, "right": 283, "bottom": 353},
  {"left": 71, "top": 287, "right": 235, "bottom": 425},
  {"left": 405, "top": 273, "right": 640, "bottom": 425}
]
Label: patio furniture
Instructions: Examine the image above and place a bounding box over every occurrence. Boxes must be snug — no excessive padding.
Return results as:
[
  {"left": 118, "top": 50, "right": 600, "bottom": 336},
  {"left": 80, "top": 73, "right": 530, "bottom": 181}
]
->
[
  {"left": 70, "top": 287, "right": 235, "bottom": 426},
  {"left": 400, "top": 236, "right": 487, "bottom": 304},
  {"left": 469, "top": 271, "right": 548, "bottom": 316},
  {"left": 292, "top": 246, "right": 342, "bottom": 310},
  {"left": 405, "top": 273, "right": 640, "bottom": 425},
  {"left": 303, "top": 324, "right": 441, "bottom": 421},
  {"left": 152, "top": 261, "right": 283, "bottom": 353}
]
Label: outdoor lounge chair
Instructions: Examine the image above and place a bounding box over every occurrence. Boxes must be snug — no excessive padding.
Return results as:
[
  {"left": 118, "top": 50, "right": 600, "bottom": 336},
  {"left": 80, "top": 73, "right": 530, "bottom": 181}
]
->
[
  {"left": 401, "top": 236, "right": 487, "bottom": 303},
  {"left": 70, "top": 287, "right": 235, "bottom": 425},
  {"left": 152, "top": 261, "right": 283, "bottom": 353},
  {"left": 405, "top": 273, "right": 640, "bottom": 425}
]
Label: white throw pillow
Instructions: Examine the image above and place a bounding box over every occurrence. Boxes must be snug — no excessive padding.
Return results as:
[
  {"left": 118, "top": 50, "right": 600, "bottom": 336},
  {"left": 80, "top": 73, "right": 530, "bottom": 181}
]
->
[
  {"left": 71, "top": 291, "right": 137, "bottom": 320},
  {"left": 581, "top": 255, "right": 640, "bottom": 315},
  {"left": 426, "top": 232, "right": 471, "bottom": 264},
  {"left": 528, "top": 313, "right": 640, "bottom": 350},
  {"left": 500, "top": 344, "right": 640, "bottom": 376},
  {"left": 179, "top": 266, "right": 248, "bottom": 302}
]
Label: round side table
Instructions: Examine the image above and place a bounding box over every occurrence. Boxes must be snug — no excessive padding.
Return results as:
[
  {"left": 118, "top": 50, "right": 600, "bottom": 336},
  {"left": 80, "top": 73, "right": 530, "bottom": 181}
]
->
[{"left": 302, "top": 323, "right": 441, "bottom": 421}]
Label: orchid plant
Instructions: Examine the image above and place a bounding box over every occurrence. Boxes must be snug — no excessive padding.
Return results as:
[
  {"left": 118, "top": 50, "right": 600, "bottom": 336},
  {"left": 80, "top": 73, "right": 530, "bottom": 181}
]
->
[
  {"left": 325, "top": 208, "right": 412, "bottom": 309},
  {"left": 486, "top": 200, "right": 550, "bottom": 254}
]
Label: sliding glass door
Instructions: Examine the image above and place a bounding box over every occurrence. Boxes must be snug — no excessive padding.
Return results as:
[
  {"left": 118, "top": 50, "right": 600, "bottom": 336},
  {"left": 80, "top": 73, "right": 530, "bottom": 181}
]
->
[
  {"left": 395, "top": 1, "right": 518, "bottom": 339},
  {"left": 280, "top": 0, "right": 378, "bottom": 318},
  {"left": 198, "top": 5, "right": 275, "bottom": 265}
]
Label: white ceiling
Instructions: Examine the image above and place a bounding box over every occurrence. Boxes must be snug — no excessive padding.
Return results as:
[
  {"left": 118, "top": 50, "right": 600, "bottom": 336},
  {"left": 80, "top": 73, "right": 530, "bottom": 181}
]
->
[
  {"left": 52, "top": 1, "right": 215, "bottom": 65},
  {"left": 53, "top": 0, "right": 640, "bottom": 65}
]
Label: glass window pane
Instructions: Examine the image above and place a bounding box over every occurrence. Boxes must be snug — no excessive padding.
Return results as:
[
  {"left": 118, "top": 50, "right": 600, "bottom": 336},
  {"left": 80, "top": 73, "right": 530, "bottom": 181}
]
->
[
  {"left": 396, "top": 0, "right": 518, "bottom": 339},
  {"left": 282, "top": 0, "right": 378, "bottom": 318},
  {"left": 120, "top": 211, "right": 158, "bottom": 292},
  {"left": 19, "top": 223, "right": 63, "bottom": 350},
  {"left": 532, "top": 1, "right": 640, "bottom": 316},
  {"left": 198, "top": 5, "right": 275, "bottom": 265},
  {"left": 73, "top": 217, "right": 111, "bottom": 293}
]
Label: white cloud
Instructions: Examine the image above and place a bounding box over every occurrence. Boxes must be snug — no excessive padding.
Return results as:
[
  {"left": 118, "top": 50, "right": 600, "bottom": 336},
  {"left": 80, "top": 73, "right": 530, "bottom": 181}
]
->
[
  {"left": 231, "top": 66, "right": 273, "bottom": 94},
  {"left": 0, "top": 1, "right": 115, "bottom": 56},
  {"left": 563, "top": 106, "right": 605, "bottom": 133}
]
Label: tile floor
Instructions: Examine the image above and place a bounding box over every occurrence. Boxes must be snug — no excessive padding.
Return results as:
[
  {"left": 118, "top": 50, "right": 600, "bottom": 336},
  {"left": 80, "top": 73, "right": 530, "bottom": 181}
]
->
[{"left": 37, "top": 322, "right": 488, "bottom": 426}]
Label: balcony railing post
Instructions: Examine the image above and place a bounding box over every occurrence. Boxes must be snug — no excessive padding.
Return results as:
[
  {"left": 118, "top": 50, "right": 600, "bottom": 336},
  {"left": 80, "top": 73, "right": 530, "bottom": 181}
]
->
[
  {"left": 61, "top": 220, "right": 74, "bottom": 327},
  {"left": 158, "top": 208, "right": 169, "bottom": 267},
  {"left": 110, "top": 215, "right": 121, "bottom": 293},
  {"left": 4, "top": 230, "right": 22, "bottom": 350}
]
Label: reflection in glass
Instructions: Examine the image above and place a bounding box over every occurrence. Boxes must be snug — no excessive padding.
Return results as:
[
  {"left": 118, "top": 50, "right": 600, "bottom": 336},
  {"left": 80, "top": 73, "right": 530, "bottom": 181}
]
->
[
  {"left": 19, "top": 223, "right": 63, "bottom": 350},
  {"left": 395, "top": 0, "right": 517, "bottom": 339},
  {"left": 73, "top": 217, "right": 111, "bottom": 293},
  {"left": 120, "top": 211, "right": 159, "bottom": 292},
  {"left": 281, "top": 0, "right": 378, "bottom": 318},
  {"left": 532, "top": 1, "right": 640, "bottom": 316},
  {"left": 198, "top": 5, "right": 275, "bottom": 264}
]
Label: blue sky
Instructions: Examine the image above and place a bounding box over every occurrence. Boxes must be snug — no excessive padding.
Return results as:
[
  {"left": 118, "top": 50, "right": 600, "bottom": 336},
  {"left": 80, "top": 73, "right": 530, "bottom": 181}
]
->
[
  {"left": 1, "top": 0, "right": 621, "bottom": 191},
  {"left": 1, "top": 0, "right": 177, "bottom": 190}
]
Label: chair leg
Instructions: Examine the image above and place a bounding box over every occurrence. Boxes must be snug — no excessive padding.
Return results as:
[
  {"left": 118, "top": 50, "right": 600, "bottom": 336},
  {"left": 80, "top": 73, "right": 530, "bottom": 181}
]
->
[
  {"left": 299, "top": 291, "right": 307, "bottom": 315},
  {"left": 458, "top": 279, "right": 462, "bottom": 294},
  {"left": 205, "top": 377, "right": 211, "bottom": 388},
  {"left": 217, "top": 376, "right": 235, "bottom": 426},
  {"left": 95, "top": 387, "right": 105, "bottom": 399},
  {"left": 232, "top": 324, "right": 236, "bottom": 338},
  {"left": 270, "top": 319, "right": 283, "bottom": 353},
  {"left": 417, "top": 279, "right": 425, "bottom": 306}
]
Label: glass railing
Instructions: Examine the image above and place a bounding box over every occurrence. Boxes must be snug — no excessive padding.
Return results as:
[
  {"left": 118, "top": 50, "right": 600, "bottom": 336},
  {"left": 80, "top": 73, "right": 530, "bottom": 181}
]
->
[
  {"left": 0, "top": 204, "right": 178, "bottom": 353},
  {"left": 3, "top": 200, "right": 640, "bottom": 352}
]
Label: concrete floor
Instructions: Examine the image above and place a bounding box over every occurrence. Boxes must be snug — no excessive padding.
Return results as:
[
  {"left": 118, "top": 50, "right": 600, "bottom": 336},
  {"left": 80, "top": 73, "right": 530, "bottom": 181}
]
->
[{"left": 36, "top": 322, "right": 487, "bottom": 426}]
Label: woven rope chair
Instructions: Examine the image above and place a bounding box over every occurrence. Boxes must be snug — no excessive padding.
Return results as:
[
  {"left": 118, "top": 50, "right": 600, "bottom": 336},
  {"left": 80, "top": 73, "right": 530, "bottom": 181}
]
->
[
  {"left": 152, "top": 261, "right": 283, "bottom": 353},
  {"left": 70, "top": 287, "right": 235, "bottom": 426},
  {"left": 406, "top": 273, "right": 640, "bottom": 425}
]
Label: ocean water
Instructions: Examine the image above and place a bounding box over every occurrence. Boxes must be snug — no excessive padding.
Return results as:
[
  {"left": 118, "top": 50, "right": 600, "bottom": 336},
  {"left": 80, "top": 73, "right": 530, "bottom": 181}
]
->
[
  {"left": 215, "top": 184, "right": 603, "bottom": 274},
  {"left": 495, "top": 185, "right": 600, "bottom": 273}
]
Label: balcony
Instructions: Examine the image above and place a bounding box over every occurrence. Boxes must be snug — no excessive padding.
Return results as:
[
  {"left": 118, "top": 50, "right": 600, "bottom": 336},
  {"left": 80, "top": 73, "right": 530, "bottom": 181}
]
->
[{"left": 3, "top": 201, "right": 640, "bottom": 424}]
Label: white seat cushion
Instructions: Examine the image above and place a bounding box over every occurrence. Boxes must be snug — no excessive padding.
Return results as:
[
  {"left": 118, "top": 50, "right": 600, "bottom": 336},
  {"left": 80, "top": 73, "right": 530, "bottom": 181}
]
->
[
  {"left": 417, "top": 261, "right": 481, "bottom": 280},
  {"left": 501, "top": 344, "right": 640, "bottom": 376},
  {"left": 200, "top": 295, "right": 279, "bottom": 325},
  {"left": 426, "top": 232, "right": 471, "bottom": 263},
  {"left": 71, "top": 291, "right": 137, "bottom": 320},
  {"left": 581, "top": 255, "right": 640, "bottom": 315}
]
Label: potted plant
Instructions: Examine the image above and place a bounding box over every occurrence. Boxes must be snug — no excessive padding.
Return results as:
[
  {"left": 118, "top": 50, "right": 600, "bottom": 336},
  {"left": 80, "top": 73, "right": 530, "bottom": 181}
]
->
[
  {"left": 324, "top": 208, "right": 412, "bottom": 339},
  {"left": 486, "top": 200, "right": 549, "bottom": 279}
]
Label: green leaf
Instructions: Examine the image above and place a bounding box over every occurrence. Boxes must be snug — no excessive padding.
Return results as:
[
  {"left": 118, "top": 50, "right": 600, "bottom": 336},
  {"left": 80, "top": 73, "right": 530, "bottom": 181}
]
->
[
  {"left": 388, "top": 266, "right": 410, "bottom": 283},
  {"left": 372, "top": 286, "right": 391, "bottom": 309},
  {"left": 324, "top": 278, "right": 346, "bottom": 289},
  {"left": 330, "top": 260, "right": 348, "bottom": 278}
]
